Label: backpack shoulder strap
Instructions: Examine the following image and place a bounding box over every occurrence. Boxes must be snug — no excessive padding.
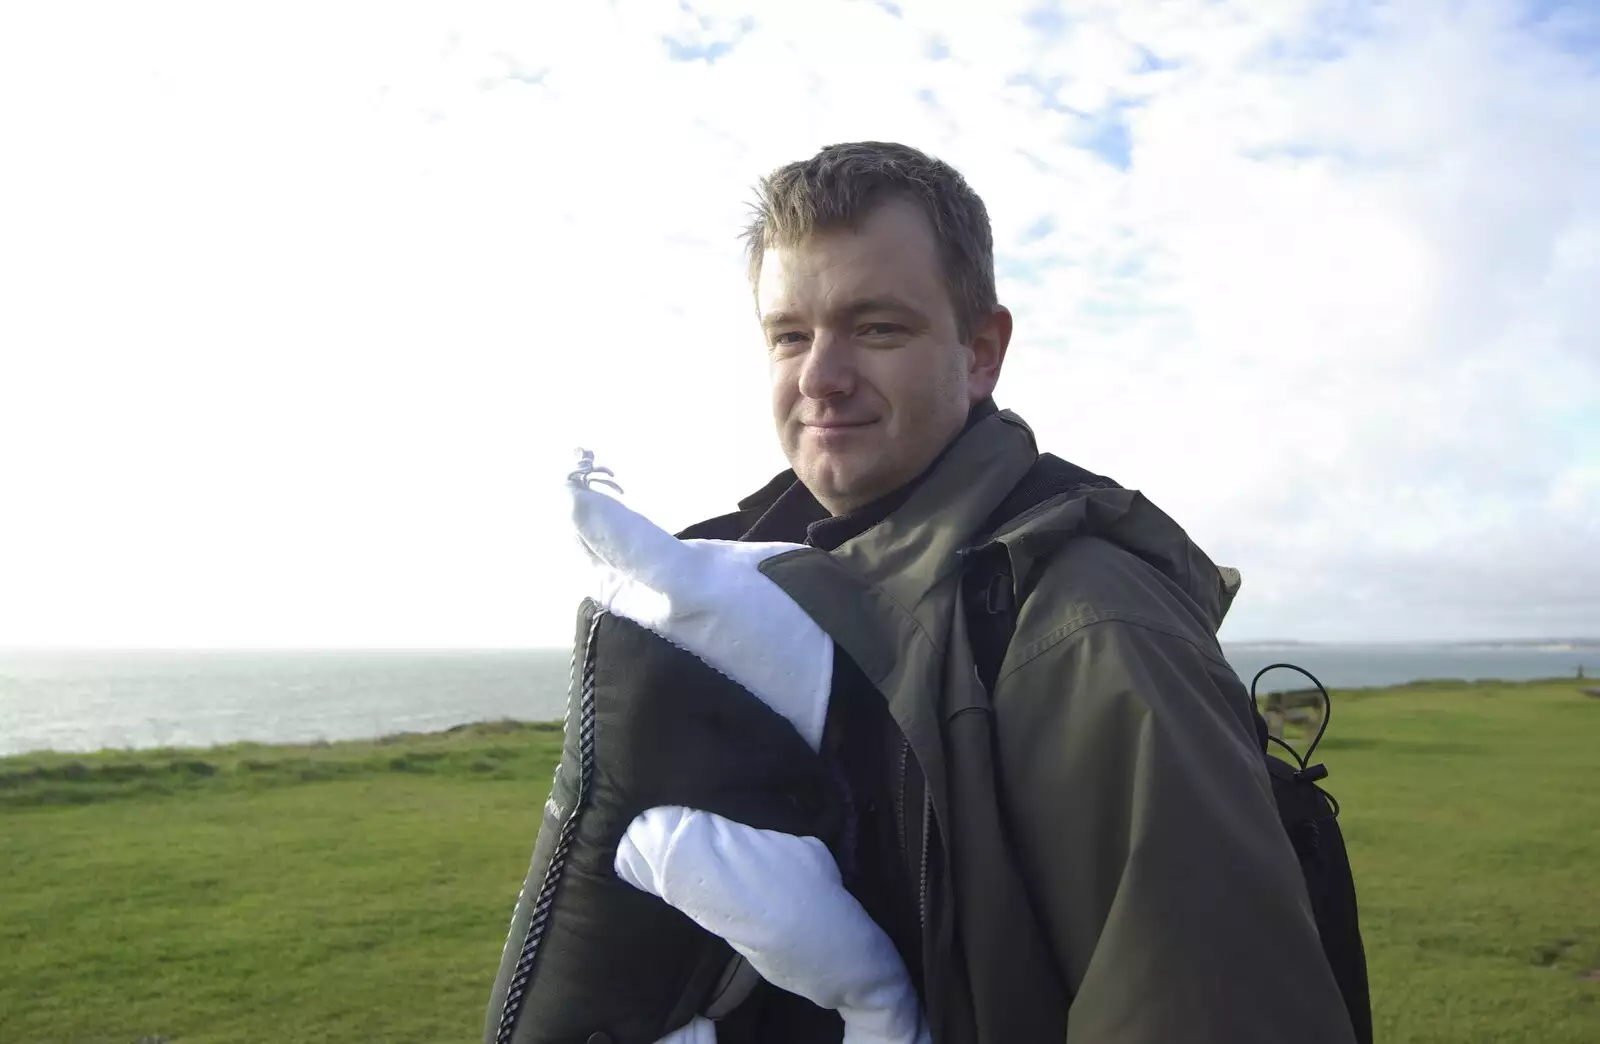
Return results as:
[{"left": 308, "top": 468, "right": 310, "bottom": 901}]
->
[
  {"left": 964, "top": 460, "right": 1277, "bottom": 742},
  {"left": 964, "top": 453, "right": 1118, "bottom": 694},
  {"left": 975, "top": 453, "right": 1119, "bottom": 541}
]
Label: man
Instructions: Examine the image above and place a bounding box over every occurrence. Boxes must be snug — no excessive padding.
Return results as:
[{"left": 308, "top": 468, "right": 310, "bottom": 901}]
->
[{"left": 677, "top": 142, "right": 1358, "bottom": 1042}]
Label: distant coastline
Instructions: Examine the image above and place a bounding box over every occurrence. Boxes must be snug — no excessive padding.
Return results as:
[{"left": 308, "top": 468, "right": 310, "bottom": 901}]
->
[
  {"left": 3, "top": 642, "right": 1596, "bottom": 759},
  {"left": 1225, "top": 637, "right": 1600, "bottom": 653},
  {"left": 5, "top": 637, "right": 1600, "bottom": 658}
]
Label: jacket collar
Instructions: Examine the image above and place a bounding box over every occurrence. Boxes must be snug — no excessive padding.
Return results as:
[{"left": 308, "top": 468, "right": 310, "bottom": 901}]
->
[{"left": 826, "top": 406, "right": 1038, "bottom": 620}]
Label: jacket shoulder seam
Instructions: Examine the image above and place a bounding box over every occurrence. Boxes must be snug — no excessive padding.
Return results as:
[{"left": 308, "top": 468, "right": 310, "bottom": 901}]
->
[{"left": 997, "top": 609, "right": 1232, "bottom": 689}]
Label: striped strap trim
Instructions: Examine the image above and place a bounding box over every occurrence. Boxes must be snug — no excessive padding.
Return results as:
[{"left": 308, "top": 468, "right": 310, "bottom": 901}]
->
[{"left": 494, "top": 609, "right": 605, "bottom": 1044}]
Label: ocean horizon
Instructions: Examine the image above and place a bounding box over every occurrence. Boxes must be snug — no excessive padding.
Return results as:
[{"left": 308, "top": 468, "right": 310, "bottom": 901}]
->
[{"left": 3, "top": 641, "right": 1596, "bottom": 758}]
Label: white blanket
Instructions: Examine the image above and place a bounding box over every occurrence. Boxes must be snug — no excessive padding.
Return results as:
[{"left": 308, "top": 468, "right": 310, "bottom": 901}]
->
[{"left": 567, "top": 451, "right": 928, "bottom": 1044}]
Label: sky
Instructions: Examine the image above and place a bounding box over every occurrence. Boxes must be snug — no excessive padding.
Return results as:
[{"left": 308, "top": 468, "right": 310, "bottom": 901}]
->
[{"left": 0, "top": 0, "right": 1596, "bottom": 649}]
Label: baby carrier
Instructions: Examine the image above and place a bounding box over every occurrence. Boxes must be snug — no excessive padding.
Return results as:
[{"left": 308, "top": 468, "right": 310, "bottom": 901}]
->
[{"left": 483, "top": 452, "right": 928, "bottom": 1044}]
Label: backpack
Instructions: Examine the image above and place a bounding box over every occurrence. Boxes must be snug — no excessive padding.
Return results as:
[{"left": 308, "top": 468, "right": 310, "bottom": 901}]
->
[{"left": 961, "top": 453, "right": 1373, "bottom": 1044}]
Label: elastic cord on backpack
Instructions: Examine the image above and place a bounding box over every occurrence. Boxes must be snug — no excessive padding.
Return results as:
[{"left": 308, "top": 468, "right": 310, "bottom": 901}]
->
[{"left": 1251, "top": 663, "right": 1341, "bottom": 817}]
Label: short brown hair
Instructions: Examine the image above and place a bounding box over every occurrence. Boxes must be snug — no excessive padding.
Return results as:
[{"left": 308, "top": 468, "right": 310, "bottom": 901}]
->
[{"left": 742, "top": 141, "right": 997, "bottom": 341}]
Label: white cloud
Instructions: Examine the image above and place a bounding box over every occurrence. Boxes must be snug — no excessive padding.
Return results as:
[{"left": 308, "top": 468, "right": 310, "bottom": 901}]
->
[{"left": 0, "top": 0, "right": 1594, "bottom": 647}]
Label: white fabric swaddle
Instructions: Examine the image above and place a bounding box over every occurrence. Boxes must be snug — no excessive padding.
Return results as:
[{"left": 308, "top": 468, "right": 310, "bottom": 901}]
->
[{"left": 566, "top": 451, "right": 929, "bottom": 1044}]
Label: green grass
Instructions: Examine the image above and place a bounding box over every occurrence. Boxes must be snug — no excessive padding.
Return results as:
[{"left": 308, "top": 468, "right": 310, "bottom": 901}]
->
[
  {"left": 2, "top": 683, "right": 1597, "bottom": 1042},
  {"left": 1312, "top": 679, "right": 1600, "bottom": 1041},
  {"left": 0, "top": 722, "right": 564, "bottom": 1044}
]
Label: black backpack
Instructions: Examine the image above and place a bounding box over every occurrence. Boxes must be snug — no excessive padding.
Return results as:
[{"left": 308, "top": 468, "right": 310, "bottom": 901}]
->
[{"left": 961, "top": 453, "right": 1373, "bottom": 1044}]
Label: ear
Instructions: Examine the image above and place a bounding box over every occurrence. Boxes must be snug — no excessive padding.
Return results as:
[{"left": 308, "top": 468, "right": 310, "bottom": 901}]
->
[{"left": 966, "top": 306, "right": 1011, "bottom": 402}]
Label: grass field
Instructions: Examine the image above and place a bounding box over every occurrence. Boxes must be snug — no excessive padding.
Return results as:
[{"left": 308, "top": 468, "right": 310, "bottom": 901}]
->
[{"left": 2, "top": 679, "right": 1596, "bottom": 1043}]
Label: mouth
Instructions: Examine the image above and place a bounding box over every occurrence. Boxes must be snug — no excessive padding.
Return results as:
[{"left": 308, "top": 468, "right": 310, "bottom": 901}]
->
[{"left": 801, "top": 420, "right": 877, "bottom": 447}]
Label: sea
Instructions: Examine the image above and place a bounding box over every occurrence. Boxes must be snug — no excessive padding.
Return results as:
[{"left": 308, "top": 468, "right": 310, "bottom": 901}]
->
[{"left": 1, "top": 643, "right": 1595, "bottom": 758}]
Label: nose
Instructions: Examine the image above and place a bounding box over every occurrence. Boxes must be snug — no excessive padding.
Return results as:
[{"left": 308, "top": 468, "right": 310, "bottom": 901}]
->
[{"left": 796, "top": 331, "right": 856, "bottom": 401}]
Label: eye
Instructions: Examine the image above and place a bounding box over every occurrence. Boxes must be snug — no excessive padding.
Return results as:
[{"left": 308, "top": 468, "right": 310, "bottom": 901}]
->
[
  {"left": 861, "top": 322, "right": 903, "bottom": 336},
  {"left": 772, "top": 331, "right": 807, "bottom": 346}
]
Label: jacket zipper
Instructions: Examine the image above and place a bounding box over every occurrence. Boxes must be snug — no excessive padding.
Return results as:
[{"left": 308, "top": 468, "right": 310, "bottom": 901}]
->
[
  {"left": 897, "top": 736, "right": 932, "bottom": 933},
  {"left": 917, "top": 792, "right": 932, "bottom": 932},
  {"left": 894, "top": 737, "right": 910, "bottom": 864}
]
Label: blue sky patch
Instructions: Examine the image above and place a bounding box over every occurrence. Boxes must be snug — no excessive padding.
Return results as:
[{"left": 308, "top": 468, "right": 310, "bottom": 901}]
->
[
  {"left": 1006, "top": 76, "right": 1137, "bottom": 168},
  {"left": 504, "top": 65, "right": 546, "bottom": 87},
  {"left": 664, "top": 37, "right": 735, "bottom": 62},
  {"left": 1007, "top": 71, "right": 1076, "bottom": 114},
  {"left": 1022, "top": 215, "right": 1056, "bottom": 243},
  {"left": 1081, "top": 112, "right": 1132, "bottom": 170},
  {"left": 1135, "top": 46, "right": 1179, "bottom": 73},
  {"left": 1259, "top": 3, "right": 1380, "bottom": 72},
  {"left": 996, "top": 254, "right": 1075, "bottom": 285},
  {"left": 1023, "top": 2, "right": 1068, "bottom": 38},
  {"left": 1520, "top": 0, "right": 1600, "bottom": 61},
  {"left": 663, "top": 7, "right": 754, "bottom": 65}
]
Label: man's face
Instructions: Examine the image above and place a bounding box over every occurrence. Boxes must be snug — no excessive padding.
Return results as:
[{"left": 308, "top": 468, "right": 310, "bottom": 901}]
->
[{"left": 758, "top": 200, "right": 1008, "bottom": 515}]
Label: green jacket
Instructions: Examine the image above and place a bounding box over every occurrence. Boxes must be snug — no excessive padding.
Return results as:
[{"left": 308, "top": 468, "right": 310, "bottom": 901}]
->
[{"left": 757, "top": 407, "right": 1356, "bottom": 1043}]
